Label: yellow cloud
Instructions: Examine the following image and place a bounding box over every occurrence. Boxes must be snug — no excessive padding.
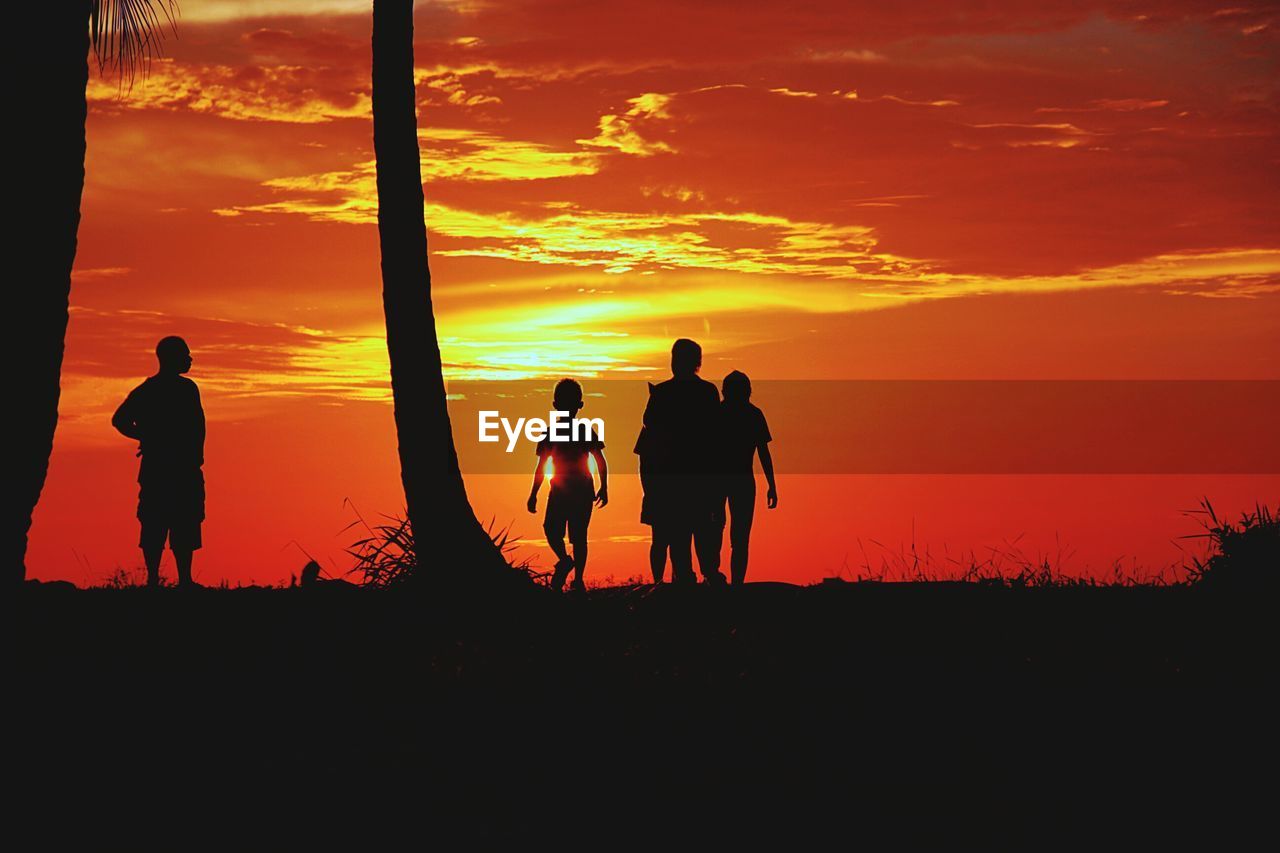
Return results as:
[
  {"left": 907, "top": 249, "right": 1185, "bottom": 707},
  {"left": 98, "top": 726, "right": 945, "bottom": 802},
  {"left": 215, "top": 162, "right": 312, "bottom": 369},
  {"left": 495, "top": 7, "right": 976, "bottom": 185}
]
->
[
  {"left": 576, "top": 93, "right": 675, "bottom": 156},
  {"left": 1037, "top": 99, "right": 1170, "bottom": 113},
  {"left": 88, "top": 58, "right": 369, "bottom": 124},
  {"left": 221, "top": 152, "right": 1280, "bottom": 309},
  {"left": 419, "top": 71, "right": 503, "bottom": 108},
  {"left": 422, "top": 128, "right": 599, "bottom": 180},
  {"left": 867, "top": 249, "right": 1280, "bottom": 301},
  {"left": 228, "top": 177, "right": 902, "bottom": 281},
  {"left": 871, "top": 94, "right": 960, "bottom": 107},
  {"left": 71, "top": 267, "right": 132, "bottom": 281},
  {"left": 970, "top": 122, "right": 1095, "bottom": 135},
  {"left": 62, "top": 245, "right": 1280, "bottom": 402},
  {"left": 177, "top": 1, "right": 494, "bottom": 23},
  {"left": 220, "top": 128, "right": 598, "bottom": 207}
]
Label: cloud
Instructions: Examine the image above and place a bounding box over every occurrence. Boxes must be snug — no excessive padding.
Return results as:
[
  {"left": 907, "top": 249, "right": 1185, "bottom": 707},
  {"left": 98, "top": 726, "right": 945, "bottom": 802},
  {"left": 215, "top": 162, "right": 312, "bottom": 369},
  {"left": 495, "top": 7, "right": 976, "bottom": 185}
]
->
[
  {"left": 867, "top": 94, "right": 960, "bottom": 107},
  {"left": 87, "top": 58, "right": 369, "bottom": 124},
  {"left": 174, "top": 1, "right": 369, "bottom": 22},
  {"left": 966, "top": 120, "right": 1100, "bottom": 148},
  {"left": 216, "top": 143, "right": 1280, "bottom": 311},
  {"left": 57, "top": 308, "right": 394, "bottom": 442},
  {"left": 57, "top": 247, "right": 1280, "bottom": 409},
  {"left": 1037, "top": 98, "right": 1170, "bottom": 113},
  {"left": 641, "top": 186, "right": 706, "bottom": 203},
  {"left": 920, "top": 249, "right": 1280, "bottom": 301},
  {"left": 1164, "top": 274, "right": 1280, "bottom": 299},
  {"left": 213, "top": 127, "right": 598, "bottom": 207},
  {"left": 576, "top": 93, "right": 675, "bottom": 156},
  {"left": 71, "top": 267, "right": 132, "bottom": 282},
  {"left": 969, "top": 122, "right": 1094, "bottom": 134},
  {"left": 224, "top": 167, "right": 904, "bottom": 282},
  {"left": 76, "top": 0, "right": 1280, "bottom": 382},
  {"left": 66, "top": 306, "right": 360, "bottom": 381},
  {"left": 424, "top": 128, "right": 600, "bottom": 179},
  {"left": 418, "top": 70, "right": 504, "bottom": 107},
  {"left": 806, "top": 48, "right": 889, "bottom": 63}
]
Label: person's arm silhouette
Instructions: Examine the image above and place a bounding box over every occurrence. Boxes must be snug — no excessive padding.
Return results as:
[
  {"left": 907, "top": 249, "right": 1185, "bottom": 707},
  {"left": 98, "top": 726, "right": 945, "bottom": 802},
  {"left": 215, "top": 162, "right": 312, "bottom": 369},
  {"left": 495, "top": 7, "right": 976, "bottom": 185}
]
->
[
  {"left": 591, "top": 445, "right": 609, "bottom": 507},
  {"left": 759, "top": 441, "right": 778, "bottom": 508},
  {"left": 757, "top": 407, "right": 777, "bottom": 508},
  {"left": 193, "top": 381, "right": 206, "bottom": 467},
  {"left": 112, "top": 386, "right": 145, "bottom": 444},
  {"left": 641, "top": 382, "right": 658, "bottom": 429},
  {"left": 528, "top": 443, "right": 551, "bottom": 513}
]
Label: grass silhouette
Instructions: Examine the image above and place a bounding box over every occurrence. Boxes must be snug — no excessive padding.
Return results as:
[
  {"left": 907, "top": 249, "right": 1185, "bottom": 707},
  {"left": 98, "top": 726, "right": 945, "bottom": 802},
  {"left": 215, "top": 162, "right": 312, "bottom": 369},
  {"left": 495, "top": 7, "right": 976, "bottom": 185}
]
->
[
  {"left": 338, "top": 498, "right": 1277, "bottom": 591},
  {"left": 77, "top": 499, "right": 1276, "bottom": 591},
  {"left": 16, "top": 501, "right": 1272, "bottom": 844},
  {"left": 1182, "top": 499, "right": 1278, "bottom": 591},
  {"left": 343, "top": 501, "right": 545, "bottom": 588}
]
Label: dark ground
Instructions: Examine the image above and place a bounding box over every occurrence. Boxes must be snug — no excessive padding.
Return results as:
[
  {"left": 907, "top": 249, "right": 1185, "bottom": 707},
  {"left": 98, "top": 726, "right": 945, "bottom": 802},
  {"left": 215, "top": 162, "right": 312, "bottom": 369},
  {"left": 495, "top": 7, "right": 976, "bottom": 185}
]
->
[{"left": 9, "top": 580, "right": 1271, "bottom": 847}]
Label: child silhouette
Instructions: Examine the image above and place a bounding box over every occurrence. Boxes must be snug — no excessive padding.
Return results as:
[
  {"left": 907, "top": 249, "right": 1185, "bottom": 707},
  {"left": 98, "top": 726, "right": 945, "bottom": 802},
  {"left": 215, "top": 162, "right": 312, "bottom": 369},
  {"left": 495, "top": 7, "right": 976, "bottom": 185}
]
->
[
  {"left": 716, "top": 370, "right": 777, "bottom": 584},
  {"left": 527, "top": 379, "right": 608, "bottom": 592}
]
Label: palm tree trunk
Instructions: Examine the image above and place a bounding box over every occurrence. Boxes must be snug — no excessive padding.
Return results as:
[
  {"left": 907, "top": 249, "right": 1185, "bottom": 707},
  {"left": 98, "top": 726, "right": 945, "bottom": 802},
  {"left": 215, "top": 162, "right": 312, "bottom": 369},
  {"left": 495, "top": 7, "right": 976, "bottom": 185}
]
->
[
  {"left": 371, "top": 0, "right": 509, "bottom": 584},
  {"left": 6, "top": 3, "right": 90, "bottom": 584}
]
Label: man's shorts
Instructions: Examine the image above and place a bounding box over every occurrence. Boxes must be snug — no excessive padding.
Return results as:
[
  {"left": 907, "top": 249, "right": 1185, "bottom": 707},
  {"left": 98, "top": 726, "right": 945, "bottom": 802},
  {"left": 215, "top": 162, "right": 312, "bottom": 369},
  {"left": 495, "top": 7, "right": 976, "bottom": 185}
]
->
[
  {"left": 137, "top": 469, "right": 205, "bottom": 552},
  {"left": 139, "top": 516, "right": 203, "bottom": 552},
  {"left": 544, "top": 481, "right": 594, "bottom": 542}
]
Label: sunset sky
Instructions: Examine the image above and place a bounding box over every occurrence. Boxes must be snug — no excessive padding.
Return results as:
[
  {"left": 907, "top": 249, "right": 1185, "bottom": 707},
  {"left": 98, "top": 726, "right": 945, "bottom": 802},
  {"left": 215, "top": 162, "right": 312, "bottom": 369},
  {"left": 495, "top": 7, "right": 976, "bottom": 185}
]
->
[{"left": 31, "top": 0, "right": 1279, "bottom": 586}]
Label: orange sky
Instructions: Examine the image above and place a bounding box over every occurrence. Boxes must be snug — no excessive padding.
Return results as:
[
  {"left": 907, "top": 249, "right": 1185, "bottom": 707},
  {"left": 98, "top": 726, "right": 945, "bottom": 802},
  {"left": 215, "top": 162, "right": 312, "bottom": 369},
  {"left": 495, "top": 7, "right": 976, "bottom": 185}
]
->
[{"left": 30, "top": 0, "right": 1280, "bottom": 586}]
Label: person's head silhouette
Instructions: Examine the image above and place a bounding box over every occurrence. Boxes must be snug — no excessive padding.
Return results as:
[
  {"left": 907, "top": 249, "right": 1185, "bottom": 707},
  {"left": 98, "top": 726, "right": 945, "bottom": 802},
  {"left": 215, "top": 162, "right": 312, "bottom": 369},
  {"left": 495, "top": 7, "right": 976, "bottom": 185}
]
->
[
  {"left": 553, "top": 377, "right": 584, "bottom": 415},
  {"left": 723, "top": 370, "right": 751, "bottom": 404},
  {"left": 156, "top": 336, "right": 193, "bottom": 376},
  {"left": 671, "top": 338, "right": 702, "bottom": 379}
]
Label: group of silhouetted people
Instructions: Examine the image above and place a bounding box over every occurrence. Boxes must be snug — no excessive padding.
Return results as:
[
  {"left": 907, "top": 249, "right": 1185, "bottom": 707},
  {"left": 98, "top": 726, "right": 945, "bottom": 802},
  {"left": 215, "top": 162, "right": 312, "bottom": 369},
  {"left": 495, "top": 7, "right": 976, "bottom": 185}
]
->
[
  {"left": 113, "top": 336, "right": 774, "bottom": 590},
  {"left": 530, "top": 338, "right": 778, "bottom": 591}
]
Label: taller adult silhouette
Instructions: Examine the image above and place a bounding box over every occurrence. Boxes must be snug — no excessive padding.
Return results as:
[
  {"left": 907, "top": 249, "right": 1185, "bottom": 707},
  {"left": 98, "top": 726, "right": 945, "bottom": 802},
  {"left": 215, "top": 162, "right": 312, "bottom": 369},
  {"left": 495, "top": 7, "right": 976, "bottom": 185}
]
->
[
  {"left": 637, "top": 339, "right": 727, "bottom": 585},
  {"left": 112, "top": 336, "right": 206, "bottom": 588}
]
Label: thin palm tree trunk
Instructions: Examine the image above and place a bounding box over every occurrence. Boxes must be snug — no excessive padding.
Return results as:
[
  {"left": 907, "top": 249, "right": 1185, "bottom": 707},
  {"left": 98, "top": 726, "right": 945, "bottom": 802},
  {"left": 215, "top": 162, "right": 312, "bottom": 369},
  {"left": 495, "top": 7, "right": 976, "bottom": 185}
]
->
[
  {"left": 371, "top": 0, "right": 508, "bottom": 582},
  {"left": 6, "top": 4, "right": 90, "bottom": 583}
]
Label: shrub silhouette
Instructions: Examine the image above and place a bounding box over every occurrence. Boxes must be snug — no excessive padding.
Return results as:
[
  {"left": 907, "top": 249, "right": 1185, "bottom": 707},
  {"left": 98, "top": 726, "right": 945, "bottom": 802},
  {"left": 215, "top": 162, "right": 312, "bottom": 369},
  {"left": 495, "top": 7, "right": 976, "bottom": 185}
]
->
[
  {"left": 344, "top": 502, "right": 542, "bottom": 589},
  {"left": 1185, "top": 500, "right": 1278, "bottom": 592}
]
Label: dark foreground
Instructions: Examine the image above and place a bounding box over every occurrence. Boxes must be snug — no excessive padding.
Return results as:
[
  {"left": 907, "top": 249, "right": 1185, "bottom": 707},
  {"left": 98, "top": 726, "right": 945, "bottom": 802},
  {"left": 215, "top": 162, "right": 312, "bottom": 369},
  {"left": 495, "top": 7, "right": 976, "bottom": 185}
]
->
[{"left": 10, "top": 580, "right": 1270, "bottom": 845}]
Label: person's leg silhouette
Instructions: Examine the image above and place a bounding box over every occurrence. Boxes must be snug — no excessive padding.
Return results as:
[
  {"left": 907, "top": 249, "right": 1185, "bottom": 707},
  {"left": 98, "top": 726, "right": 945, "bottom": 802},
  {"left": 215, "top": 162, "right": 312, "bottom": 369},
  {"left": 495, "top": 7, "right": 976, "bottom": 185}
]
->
[
  {"left": 694, "top": 519, "right": 725, "bottom": 583},
  {"left": 568, "top": 509, "right": 589, "bottom": 591},
  {"left": 143, "top": 545, "right": 163, "bottom": 587},
  {"left": 667, "top": 524, "right": 696, "bottom": 585},
  {"left": 570, "top": 537, "right": 588, "bottom": 591},
  {"left": 543, "top": 511, "right": 572, "bottom": 590},
  {"left": 139, "top": 517, "right": 169, "bottom": 587},
  {"left": 169, "top": 518, "right": 202, "bottom": 588},
  {"left": 174, "top": 548, "right": 195, "bottom": 588},
  {"left": 727, "top": 476, "right": 756, "bottom": 584},
  {"left": 649, "top": 529, "right": 669, "bottom": 583},
  {"left": 694, "top": 479, "right": 727, "bottom": 585}
]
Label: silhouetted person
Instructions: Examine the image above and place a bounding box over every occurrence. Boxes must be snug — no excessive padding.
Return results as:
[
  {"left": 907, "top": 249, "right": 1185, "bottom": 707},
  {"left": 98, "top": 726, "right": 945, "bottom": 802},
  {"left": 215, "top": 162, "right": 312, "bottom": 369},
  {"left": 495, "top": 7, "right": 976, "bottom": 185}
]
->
[
  {"left": 638, "top": 339, "right": 726, "bottom": 585},
  {"left": 715, "top": 371, "right": 777, "bottom": 584},
  {"left": 528, "top": 378, "right": 608, "bottom": 592},
  {"left": 112, "top": 336, "right": 206, "bottom": 588},
  {"left": 634, "top": 414, "right": 670, "bottom": 583}
]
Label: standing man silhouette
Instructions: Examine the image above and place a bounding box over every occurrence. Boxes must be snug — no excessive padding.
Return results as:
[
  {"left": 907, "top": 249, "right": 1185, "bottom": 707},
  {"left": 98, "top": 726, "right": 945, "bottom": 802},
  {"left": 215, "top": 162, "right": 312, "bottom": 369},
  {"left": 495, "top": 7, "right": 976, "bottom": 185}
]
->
[
  {"left": 112, "top": 336, "right": 206, "bottom": 588},
  {"left": 638, "top": 339, "right": 727, "bottom": 585}
]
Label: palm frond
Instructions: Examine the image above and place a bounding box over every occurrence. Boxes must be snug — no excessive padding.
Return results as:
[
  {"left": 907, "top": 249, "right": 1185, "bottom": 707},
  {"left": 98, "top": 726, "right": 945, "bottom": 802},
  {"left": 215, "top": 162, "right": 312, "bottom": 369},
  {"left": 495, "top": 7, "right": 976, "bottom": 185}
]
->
[{"left": 90, "top": 1, "right": 179, "bottom": 81}]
